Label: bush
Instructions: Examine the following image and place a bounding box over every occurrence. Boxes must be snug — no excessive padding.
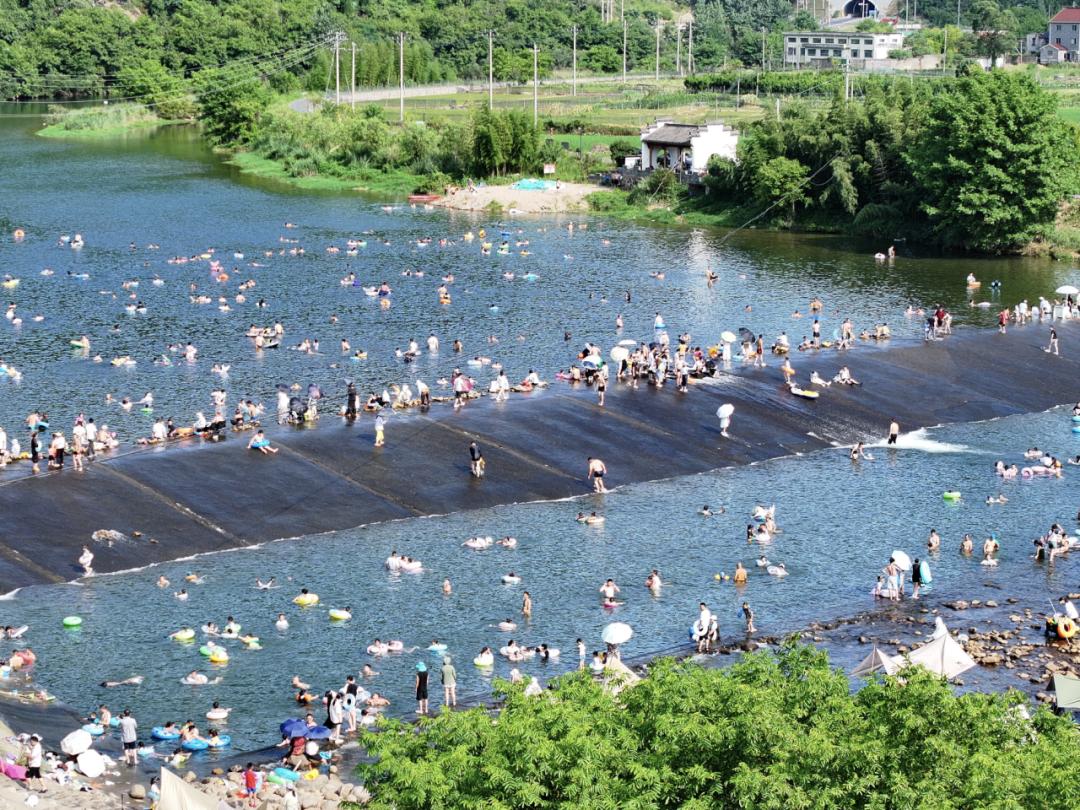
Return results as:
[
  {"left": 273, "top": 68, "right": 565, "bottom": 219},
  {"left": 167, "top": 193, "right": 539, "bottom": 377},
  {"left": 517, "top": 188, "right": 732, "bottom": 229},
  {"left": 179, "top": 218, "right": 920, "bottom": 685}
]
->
[{"left": 608, "top": 138, "right": 639, "bottom": 166}]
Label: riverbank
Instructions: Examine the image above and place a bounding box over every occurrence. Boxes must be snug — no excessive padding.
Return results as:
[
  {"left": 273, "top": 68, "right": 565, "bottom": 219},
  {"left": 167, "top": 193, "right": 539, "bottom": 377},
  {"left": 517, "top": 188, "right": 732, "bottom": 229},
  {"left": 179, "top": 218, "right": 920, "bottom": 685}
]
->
[
  {"left": 37, "top": 118, "right": 191, "bottom": 139},
  {"left": 434, "top": 181, "right": 607, "bottom": 214},
  {"left": 0, "top": 321, "right": 1078, "bottom": 594}
]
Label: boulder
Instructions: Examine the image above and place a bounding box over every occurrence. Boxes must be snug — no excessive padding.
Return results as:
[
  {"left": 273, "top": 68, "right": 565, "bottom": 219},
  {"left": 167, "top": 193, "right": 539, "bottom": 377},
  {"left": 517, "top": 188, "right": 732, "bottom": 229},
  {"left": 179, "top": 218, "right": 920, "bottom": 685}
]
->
[
  {"left": 184, "top": 772, "right": 198, "bottom": 783},
  {"left": 985, "top": 601, "right": 999, "bottom": 608},
  {"left": 129, "top": 785, "right": 147, "bottom": 800},
  {"left": 322, "top": 801, "right": 338, "bottom": 810},
  {"left": 981, "top": 654, "right": 1005, "bottom": 665},
  {"left": 228, "top": 773, "right": 242, "bottom": 785},
  {"left": 946, "top": 601, "right": 969, "bottom": 610}
]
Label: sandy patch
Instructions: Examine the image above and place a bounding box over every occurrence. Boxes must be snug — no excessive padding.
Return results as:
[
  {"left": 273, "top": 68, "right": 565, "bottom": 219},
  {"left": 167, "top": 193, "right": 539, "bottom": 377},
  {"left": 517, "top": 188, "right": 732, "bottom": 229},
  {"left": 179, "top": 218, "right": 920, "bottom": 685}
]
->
[{"left": 434, "top": 182, "right": 609, "bottom": 214}]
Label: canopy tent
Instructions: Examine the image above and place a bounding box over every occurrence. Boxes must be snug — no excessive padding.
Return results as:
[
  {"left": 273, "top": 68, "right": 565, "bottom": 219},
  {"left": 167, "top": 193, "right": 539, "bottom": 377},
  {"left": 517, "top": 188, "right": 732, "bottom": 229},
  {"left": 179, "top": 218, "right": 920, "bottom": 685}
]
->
[
  {"left": 159, "top": 768, "right": 225, "bottom": 810},
  {"left": 1050, "top": 674, "right": 1080, "bottom": 710},
  {"left": 891, "top": 634, "right": 975, "bottom": 679},
  {"left": 850, "top": 646, "right": 899, "bottom": 678}
]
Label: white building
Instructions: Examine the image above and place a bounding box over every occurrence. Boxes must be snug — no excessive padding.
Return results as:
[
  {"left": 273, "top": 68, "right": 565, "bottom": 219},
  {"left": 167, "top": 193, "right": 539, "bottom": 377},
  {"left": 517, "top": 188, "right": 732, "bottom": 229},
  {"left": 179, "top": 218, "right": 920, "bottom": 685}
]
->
[
  {"left": 639, "top": 119, "right": 739, "bottom": 173},
  {"left": 782, "top": 30, "right": 904, "bottom": 67}
]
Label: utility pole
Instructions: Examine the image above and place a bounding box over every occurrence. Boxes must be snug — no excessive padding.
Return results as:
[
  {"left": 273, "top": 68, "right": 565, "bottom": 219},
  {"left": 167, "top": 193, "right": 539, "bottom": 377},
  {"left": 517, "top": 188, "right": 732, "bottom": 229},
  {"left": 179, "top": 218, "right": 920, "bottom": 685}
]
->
[
  {"left": 957, "top": 0, "right": 961, "bottom": 27},
  {"left": 351, "top": 42, "right": 356, "bottom": 110},
  {"left": 761, "top": 26, "right": 766, "bottom": 70},
  {"left": 943, "top": 27, "right": 948, "bottom": 76},
  {"left": 623, "top": 19, "right": 628, "bottom": 83},
  {"left": 533, "top": 43, "right": 538, "bottom": 125},
  {"left": 487, "top": 30, "right": 495, "bottom": 107},
  {"left": 572, "top": 26, "right": 578, "bottom": 97},
  {"left": 677, "top": 25, "right": 682, "bottom": 76},
  {"left": 398, "top": 32, "right": 406, "bottom": 122},
  {"left": 330, "top": 31, "right": 346, "bottom": 105},
  {"left": 655, "top": 18, "right": 661, "bottom": 80},
  {"left": 688, "top": 19, "right": 693, "bottom": 74}
]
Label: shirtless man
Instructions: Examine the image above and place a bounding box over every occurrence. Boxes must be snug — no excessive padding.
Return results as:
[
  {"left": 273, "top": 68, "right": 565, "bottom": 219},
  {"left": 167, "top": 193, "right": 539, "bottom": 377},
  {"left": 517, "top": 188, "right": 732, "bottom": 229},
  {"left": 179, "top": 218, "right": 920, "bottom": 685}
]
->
[
  {"left": 983, "top": 534, "right": 999, "bottom": 557},
  {"left": 600, "top": 579, "right": 620, "bottom": 602},
  {"left": 733, "top": 563, "right": 747, "bottom": 583},
  {"left": 588, "top": 457, "right": 608, "bottom": 493},
  {"left": 959, "top": 534, "right": 973, "bottom": 554},
  {"left": 926, "top": 530, "right": 940, "bottom": 551}
]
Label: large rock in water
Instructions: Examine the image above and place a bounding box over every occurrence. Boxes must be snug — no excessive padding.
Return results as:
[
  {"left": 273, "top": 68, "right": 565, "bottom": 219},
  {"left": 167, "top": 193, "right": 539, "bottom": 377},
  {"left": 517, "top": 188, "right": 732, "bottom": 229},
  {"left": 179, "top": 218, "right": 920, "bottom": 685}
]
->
[{"left": 129, "top": 785, "right": 147, "bottom": 800}]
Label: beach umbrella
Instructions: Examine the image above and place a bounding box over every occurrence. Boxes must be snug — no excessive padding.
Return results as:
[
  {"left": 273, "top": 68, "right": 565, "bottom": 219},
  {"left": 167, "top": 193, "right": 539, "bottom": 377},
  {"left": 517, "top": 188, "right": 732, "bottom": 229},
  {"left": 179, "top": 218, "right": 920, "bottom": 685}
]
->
[
  {"left": 601, "top": 623, "right": 633, "bottom": 645},
  {"left": 850, "top": 646, "right": 898, "bottom": 678},
  {"left": 279, "top": 719, "right": 308, "bottom": 738},
  {"left": 618, "top": 339, "right": 639, "bottom": 346},
  {"left": 582, "top": 356, "right": 602, "bottom": 369},
  {"left": 304, "top": 725, "right": 332, "bottom": 739},
  {"left": 1056, "top": 285, "right": 1079, "bottom": 296},
  {"left": 77, "top": 750, "right": 105, "bottom": 778},
  {"left": 891, "top": 551, "right": 912, "bottom": 571},
  {"left": 717, "top": 404, "right": 735, "bottom": 419},
  {"left": 61, "top": 729, "right": 92, "bottom": 756},
  {"left": 1050, "top": 674, "right": 1080, "bottom": 710},
  {"left": 721, "top": 331, "right": 737, "bottom": 344},
  {"left": 738, "top": 327, "right": 755, "bottom": 344},
  {"left": 610, "top": 346, "right": 630, "bottom": 362}
]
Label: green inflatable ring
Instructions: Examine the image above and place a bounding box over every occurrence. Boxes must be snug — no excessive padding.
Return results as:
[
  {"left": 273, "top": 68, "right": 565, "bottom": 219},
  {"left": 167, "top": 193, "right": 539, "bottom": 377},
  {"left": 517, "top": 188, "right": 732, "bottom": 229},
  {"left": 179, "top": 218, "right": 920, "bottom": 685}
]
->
[
  {"left": 942, "top": 491, "right": 961, "bottom": 501},
  {"left": 267, "top": 774, "right": 287, "bottom": 786},
  {"left": 62, "top": 616, "right": 82, "bottom": 627}
]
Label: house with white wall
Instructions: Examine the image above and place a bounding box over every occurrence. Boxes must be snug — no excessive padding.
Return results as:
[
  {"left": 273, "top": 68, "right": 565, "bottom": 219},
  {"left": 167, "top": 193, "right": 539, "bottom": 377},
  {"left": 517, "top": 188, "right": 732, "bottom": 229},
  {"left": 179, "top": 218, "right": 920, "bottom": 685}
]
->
[{"left": 639, "top": 119, "right": 739, "bottom": 173}]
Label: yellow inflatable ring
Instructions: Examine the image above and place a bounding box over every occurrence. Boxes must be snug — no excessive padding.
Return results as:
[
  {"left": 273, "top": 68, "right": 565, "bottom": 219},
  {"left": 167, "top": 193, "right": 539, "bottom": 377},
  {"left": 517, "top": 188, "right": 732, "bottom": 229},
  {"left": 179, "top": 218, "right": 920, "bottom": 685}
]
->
[
  {"left": 1058, "top": 617, "right": 1077, "bottom": 639},
  {"left": 209, "top": 652, "right": 229, "bottom": 663}
]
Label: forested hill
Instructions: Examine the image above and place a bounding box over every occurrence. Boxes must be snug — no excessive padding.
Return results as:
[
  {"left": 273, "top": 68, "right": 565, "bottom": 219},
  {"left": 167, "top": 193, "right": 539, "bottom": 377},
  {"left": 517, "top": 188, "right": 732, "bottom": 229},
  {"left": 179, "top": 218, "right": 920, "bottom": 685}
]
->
[{"left": 1, "top": 0, "right": 827, "bottom": 98}]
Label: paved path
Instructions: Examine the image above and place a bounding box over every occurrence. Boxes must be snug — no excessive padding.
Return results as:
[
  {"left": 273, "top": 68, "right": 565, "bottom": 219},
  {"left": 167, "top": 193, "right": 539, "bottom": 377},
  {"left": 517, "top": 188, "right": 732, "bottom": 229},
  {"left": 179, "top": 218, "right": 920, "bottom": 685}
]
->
[{"left": 1, "top": 322, "right": 1077, "bottom": 594}]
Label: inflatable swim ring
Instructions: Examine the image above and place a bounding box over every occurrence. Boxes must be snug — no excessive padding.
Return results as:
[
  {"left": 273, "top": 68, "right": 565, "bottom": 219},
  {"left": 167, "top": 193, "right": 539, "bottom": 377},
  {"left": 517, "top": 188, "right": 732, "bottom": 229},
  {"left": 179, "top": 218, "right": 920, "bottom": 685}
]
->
[
  {"left": 428, "top": 643, "right": 447, "bottom": 652},
  {"left": 274, "top": 768, "right": 300, "bottom": 782},
  {"left": 152, "top": 727, "right": 180, "bottom": 740},
  {"left": 207, "top": 735, "right": 231, "bottom": 748},
  {"left": 63, "top": 616, "right": 82, "bottom": 628},
  {"left": 1059, "top": 617, "right": 1078, "bottom": 639},
  {"left": 182, "top": 739, "right": 209, "bottom": 751},
  {"left": 267, "top": 774, "right": 287, "bottom": 786},
  {"left": 343, "top": 693, "right": 355, "bottom": 711},
  {"left": 474, "top": 656, "right": 494, "bottom": 667},
  {"left": 328, "top": 609, "right": 350, "bottom": 620},
  {"left": 82, "top": 724, "right": 105, "bottom": 736},
  {"left": 206, "top": 709, "right": 229, "bottom": 720},
  {"left": 173, "top": 629, "right": 195, "bottom": 641},
  {"left": 209, "top": 652, "right": 229, "bottom": 664},
  {"left": 502, "top": 575, "right": 521, "bottom": 584},
  {"left": 942, "top": 491, "right": 961, "bottom": 501},
  {"left": 293, "top": 594, "right": 319, "bottom": 606}
]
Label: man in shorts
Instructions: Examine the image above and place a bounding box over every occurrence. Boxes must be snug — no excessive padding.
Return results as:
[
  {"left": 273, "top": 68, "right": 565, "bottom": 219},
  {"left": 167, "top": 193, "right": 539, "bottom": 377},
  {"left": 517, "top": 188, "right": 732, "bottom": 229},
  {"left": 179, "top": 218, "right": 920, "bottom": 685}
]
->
[
  {"left": 440, "top": 656, "right": 457, "bottom": 708},
  {"left": 588, "top": 457, "right": 607, "bottom": 493},
  {"left": 243, "top": 763, "right": 259, "bottom": 807},
  {"left": 118, "top": 709, "right": 138, "bottom": 765},
  {"left": 469, "top": 441, "right": 484, "bottom": 477},
  {"left": 25, "top": 734, "right": 43, "bottom": 792}
]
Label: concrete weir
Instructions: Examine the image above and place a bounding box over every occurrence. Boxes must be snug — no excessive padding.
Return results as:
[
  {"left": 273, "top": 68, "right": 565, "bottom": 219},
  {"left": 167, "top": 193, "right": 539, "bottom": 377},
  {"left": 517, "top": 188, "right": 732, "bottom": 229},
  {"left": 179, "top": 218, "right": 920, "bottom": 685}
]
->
[{"left": 1, "top": 323, "right": 1077, "bottom": 593}]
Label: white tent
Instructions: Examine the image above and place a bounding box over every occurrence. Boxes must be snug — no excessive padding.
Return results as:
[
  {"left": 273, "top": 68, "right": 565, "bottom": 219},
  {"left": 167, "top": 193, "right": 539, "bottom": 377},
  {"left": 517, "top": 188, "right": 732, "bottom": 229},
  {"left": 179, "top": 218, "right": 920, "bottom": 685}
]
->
[
  {"left": 159, "top": 768, "right": 222, "bottom": 810},
  {"left": 890, "top": 634, "right": 975, "bottom": 679},
  {"left": 850, "top": 646, "right": 899, "bottom": 678}
]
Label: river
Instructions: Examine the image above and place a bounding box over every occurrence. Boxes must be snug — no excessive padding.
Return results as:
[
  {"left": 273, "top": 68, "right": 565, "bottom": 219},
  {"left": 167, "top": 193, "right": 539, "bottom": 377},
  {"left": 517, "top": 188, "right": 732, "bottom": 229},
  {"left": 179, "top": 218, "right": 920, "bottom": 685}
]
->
[{"left": 0, "top": 113, "right": 1079, "bottom": 755}]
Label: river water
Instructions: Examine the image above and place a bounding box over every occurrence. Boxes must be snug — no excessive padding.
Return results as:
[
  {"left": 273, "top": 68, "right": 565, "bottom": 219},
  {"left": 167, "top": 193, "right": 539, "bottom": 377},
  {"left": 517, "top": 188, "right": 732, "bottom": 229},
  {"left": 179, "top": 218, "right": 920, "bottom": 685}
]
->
[{"left": 1, "top": 114, "right": 1080, "bottom": 754}]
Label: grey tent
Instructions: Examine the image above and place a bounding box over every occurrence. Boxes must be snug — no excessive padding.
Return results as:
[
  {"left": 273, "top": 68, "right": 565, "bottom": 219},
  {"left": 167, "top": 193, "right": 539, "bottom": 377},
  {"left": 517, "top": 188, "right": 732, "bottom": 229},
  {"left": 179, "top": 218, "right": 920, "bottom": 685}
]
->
[
  {"left": 891, "top": 633, "right": 975, "bottom": 679},
  {"left": 851, "top": 646, "right": 899, "bottom": 678},
  {"left": 1050, "top": 674, "right": 1080, "bottom": 710}
]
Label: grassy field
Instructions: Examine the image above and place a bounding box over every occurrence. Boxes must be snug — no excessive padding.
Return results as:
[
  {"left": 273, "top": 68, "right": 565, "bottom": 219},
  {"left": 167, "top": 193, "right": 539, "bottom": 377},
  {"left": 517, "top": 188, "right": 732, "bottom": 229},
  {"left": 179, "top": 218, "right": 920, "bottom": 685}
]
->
[{"left": 1058, "top": 108, "right": 1080, "bottom": 123}]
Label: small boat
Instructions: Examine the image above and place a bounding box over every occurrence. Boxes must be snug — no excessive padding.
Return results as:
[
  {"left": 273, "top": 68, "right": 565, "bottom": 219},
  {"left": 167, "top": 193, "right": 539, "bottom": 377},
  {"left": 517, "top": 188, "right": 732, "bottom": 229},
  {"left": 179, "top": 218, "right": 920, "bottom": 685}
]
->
[{"left": 408, "top": 194, "right": 441, "bottom": 202}]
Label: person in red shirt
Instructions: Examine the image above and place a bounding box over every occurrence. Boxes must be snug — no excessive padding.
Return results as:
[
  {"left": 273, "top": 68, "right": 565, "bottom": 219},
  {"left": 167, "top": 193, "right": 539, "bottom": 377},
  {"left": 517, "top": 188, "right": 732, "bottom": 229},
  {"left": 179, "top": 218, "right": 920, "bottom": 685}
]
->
[{"left": 243, "top": 763, "right": 260, "bottom": 807}]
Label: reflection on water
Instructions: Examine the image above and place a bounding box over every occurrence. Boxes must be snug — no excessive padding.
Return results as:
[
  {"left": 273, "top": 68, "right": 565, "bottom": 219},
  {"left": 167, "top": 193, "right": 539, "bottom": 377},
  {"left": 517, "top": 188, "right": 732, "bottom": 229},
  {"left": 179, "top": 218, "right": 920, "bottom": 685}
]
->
[
  {"left": 3, "top": 408, "right": 1079, "bottom": 751},
  {"left": 0, "top": 114, "right": 1073, "bottom": 444}
]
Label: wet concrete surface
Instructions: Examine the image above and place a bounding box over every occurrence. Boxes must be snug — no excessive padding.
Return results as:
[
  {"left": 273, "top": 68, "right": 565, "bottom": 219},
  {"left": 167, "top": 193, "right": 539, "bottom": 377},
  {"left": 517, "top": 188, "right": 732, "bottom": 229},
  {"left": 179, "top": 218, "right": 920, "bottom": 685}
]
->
[{"left": 0, "top": 321, "right": 1078, "bottom": 594}]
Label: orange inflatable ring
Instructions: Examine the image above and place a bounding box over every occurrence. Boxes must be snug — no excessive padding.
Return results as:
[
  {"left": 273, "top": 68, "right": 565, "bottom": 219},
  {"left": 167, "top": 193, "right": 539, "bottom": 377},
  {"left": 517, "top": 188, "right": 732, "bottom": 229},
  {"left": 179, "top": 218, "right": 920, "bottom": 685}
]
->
[{"left": 1058, "top": 617, "right": 1077, "bottom": 639}]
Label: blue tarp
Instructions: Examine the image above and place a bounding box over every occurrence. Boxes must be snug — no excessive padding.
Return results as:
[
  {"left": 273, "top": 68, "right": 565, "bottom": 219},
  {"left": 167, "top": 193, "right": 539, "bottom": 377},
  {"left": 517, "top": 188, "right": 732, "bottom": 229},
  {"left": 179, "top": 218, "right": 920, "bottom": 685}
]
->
[{"left": 509, "top": 179, "right": 556, "bottom": 191}]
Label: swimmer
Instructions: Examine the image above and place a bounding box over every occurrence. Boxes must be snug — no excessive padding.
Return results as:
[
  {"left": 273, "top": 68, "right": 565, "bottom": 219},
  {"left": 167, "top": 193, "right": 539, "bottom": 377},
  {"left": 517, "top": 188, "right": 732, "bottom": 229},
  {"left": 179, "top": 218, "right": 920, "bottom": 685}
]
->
[
  {"left": 175, "top": 589, "right": 188, "bottom": 600},
  {"left": 157, "top": 575, "right": 170, "bottom": 587},
  {"left": 699, "top": 504, "right": 724, "bottom": 516},
  {"left": 100, "top": 677, "right": 144, "bottom": 687},
  {"left": 362, "top": 664, "right": 379, "bottom": 677},
  {"left": 645, "top": 570, "right": 663, "bottom": 591},
  {"left": 959, "top": 534, "right": 973, "bottom": 554},
  {"left": 291, "top": 676, "right": 311, "bottom": 690},
  {"left": 276, "top": 614, "right": 289, "bottom": 630},
  {"left": 443, "top": 578, "right": 452, "bottom": 594},
  {"left": 256, "top": 578, "right": 276, "bottom": 589},
  {"left": 498, "top": 618, "right": 517, "bottom": 631},
  {"left": 599, "top": 578, "right": 620, "bottom": 602},
  {"left": 986, "top": 493, "right": 1009, "bottom": 504}
]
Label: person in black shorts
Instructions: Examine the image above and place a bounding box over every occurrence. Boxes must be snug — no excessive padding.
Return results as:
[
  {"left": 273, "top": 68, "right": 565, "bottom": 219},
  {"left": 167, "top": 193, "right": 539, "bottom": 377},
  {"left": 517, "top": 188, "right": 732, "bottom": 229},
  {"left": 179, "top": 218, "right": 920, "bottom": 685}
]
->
[{"left": 415, "top": 662, "right": 429, "bottom": 714}]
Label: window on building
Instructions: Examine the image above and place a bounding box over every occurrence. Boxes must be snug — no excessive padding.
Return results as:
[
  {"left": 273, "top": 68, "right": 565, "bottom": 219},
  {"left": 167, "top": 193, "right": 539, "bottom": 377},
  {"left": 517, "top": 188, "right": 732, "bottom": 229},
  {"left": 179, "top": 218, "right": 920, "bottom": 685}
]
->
[
  {"left": 800, "top": 48, "right": 806, "bottom": 55},
  {"left": 851, "top": 50, "right": 859, "bottom": 57},
  {"left": 1057, "top": 38, "right": 1062, "bottom": 44},
  {"left": 837, "top": 39, "right": 846, "bottom": 44},
  {"left": 807, "top": 48, "right": 816, "bottom": 55},
  {"left": 788, "top": 47, "right": 795, "bottom": 55},
  {"left": 801, "top": 37, "right": 809, "bottom": 42},
  {"left": 812, "top": 37, "right": 821, "bottom": 43},
  {"left": 825, "top": 38, "right": 833, "bottom": 44},
  {"left": 833, "top": 49, "right": 842, "bottom": 57},
  {"left": 1073, "top": 24, "right": 1077, "bottom": 31},
  {"left": 864, "top": 50, "right": 873, "bottom": 57}
]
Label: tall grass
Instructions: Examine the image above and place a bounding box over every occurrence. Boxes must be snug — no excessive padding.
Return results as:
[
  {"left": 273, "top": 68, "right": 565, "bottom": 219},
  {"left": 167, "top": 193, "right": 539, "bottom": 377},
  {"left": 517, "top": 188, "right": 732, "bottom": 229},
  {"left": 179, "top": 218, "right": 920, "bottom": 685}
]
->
[{"left": 44, "top": 104, "right": 160, "bottom": 132}]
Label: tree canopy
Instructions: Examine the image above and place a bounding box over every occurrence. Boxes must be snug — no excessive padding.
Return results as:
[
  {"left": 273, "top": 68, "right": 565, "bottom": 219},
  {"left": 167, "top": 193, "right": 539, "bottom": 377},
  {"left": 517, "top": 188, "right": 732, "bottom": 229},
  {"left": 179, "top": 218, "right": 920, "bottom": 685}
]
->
[{"left": 353, "top": 642, "right": 1080, "bottom": 810}]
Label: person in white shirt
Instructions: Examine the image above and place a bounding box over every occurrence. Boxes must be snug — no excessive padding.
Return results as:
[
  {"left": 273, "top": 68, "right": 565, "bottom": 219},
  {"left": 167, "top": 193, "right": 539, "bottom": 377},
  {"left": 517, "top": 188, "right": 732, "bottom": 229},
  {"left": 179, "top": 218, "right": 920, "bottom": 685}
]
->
[
  {"left": 25, "top": 734, "right": 43, "bottom": 791},
  {"left": 1061, "top": 598, "right": 1079, "bottom": 621},
  {"left": 427, "top": 333, "right": 439, "bottom": 352},
  {"left": 416, "top": 379, "right": 430, "bottom": 408}
]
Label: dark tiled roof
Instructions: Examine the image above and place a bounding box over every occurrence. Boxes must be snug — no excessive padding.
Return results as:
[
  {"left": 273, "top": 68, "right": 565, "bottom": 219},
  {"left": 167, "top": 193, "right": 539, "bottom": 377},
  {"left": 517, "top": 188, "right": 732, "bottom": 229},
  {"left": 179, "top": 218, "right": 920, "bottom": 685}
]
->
[{"left": 642, "top": 124, "right": 698, "bottom": 146}]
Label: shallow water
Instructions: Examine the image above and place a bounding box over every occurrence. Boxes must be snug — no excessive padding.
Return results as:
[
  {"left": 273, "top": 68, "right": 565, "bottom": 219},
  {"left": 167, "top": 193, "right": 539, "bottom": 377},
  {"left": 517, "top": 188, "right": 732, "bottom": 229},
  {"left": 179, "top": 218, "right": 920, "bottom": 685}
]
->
[
  {"left": 0, "top": 112, "right": 1075, "bottom": 444},
  {"left": 3, "top": 407, "right": 1079, "bottom": 752},
  {"left": 2, "top": 113, "right": 1080, "bottom": 755}
]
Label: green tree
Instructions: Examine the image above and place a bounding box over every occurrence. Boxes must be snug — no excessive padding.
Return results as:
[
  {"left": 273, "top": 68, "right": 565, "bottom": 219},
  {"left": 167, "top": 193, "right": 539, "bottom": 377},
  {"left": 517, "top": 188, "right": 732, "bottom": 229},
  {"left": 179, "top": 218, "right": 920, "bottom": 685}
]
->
[
  {"left": 969, "top": 1, "right": 1019, "bottom": 65},
  {"left": 910, "top": 70, "right": 1079, "bottom": 249},
  {"left": 195, "top": 67, "right": 271, "bottom": 145},
  {"left": 583, "top": 45, "right": 620, "bottom": 73},
  {"left": 755, "top": 156, "right": 809, "bottom": 213},
  {"left": 352, "top": 644, "right": 1080, "bottom": 810},
  {"left": 608, "top": 137, "right": 639, "bottom": 166}
]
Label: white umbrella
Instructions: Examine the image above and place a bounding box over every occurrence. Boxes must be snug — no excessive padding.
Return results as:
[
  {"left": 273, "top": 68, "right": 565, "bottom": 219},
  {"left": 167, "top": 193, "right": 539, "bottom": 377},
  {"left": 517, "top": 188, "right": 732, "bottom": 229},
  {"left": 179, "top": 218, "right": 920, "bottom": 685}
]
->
[
  {"left": 61, "top": 729, "right": 92, "bottom": 756},
  {"left": 77, "top": 749, "right": 105, "bottom": 778},
  {"left": 601, "top": 622, "right": 633, "bottom": 645},
  {"left": 717, "top": 404, "right": 735, "bottom": 419},
  {"left": 891, "top": 550, "right": 911, "bottom": 571},
  {"left": 618, "top": 339, "right": 639, "bottom": 346},
  {"left": 610, "top": 346, "right": 629, "bottom": 362},
  {"left": 1056, "top": 285, "right": 1079, "bottom": 296}
]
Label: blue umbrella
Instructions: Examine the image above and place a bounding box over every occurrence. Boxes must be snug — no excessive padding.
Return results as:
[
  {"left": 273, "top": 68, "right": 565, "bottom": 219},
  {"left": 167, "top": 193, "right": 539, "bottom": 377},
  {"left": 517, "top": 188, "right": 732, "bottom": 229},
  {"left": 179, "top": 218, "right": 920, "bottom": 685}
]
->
[
  {"left": 304, "top": 725, "right": 332, "bottom": 739},
  {"left": 279, "top": 719, "right": 308, "bottom": 738}
]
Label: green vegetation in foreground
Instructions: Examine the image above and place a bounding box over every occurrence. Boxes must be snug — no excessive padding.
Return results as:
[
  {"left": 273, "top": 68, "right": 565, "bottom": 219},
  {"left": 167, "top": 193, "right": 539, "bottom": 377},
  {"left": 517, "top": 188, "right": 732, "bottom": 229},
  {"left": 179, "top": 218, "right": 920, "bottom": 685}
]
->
[
  {"left": 591, "top": 70, "right": 1080, "bottom": 253},
  {"left": 227, "top": 151, "right": 418, "bottom": 195},
  {"left": 350, "top": 642, "right": 1080, "bottom": 810}
]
